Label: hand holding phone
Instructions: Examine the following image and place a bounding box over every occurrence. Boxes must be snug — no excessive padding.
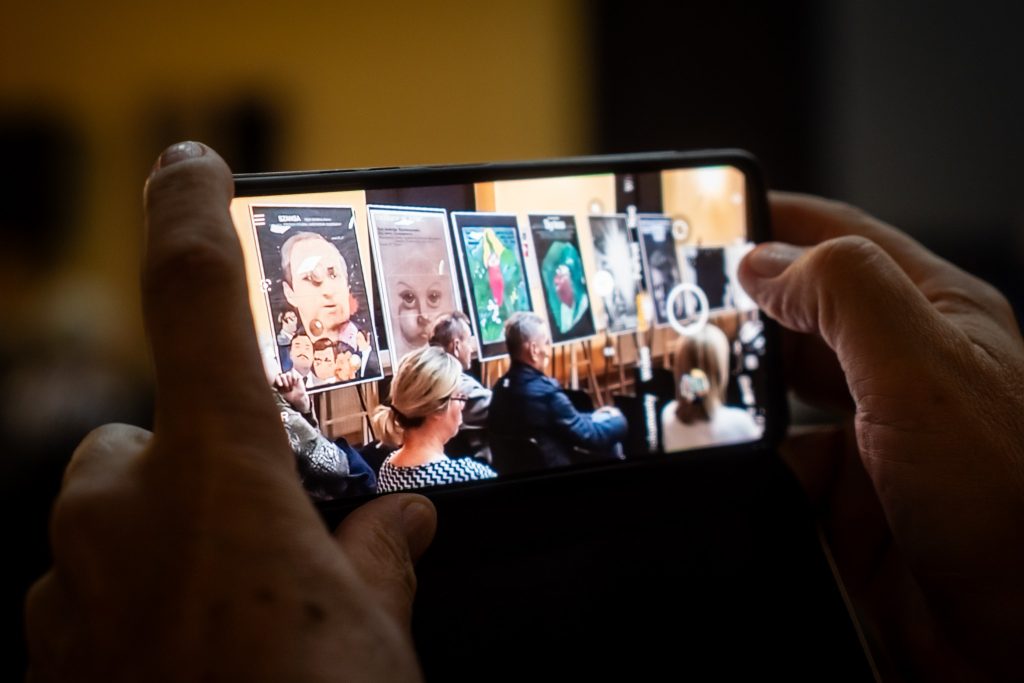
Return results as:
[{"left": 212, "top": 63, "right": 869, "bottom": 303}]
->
[
  {"left": 741, "top": 194, "right": 1024, "bottom": 681},
  {"left": 24, "top": 143, "right": 436, "bottom": 682},
  {"left": 25, "top": 142, "right": 1024, "bottom": 681}
]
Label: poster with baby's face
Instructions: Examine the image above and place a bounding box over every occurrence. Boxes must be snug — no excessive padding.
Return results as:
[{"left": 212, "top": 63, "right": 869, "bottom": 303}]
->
[
  {"left": 528, "top": 214, "right": 597, "bottom": 344},
  {"left": 588, "top": 214, "right": 639, "bottom": 334},
  {"left": 367, "top": 206, "right": 461, "bottom": 363},
  {"left": 249, "top": 205, "right": 383, "bottom": 391}
]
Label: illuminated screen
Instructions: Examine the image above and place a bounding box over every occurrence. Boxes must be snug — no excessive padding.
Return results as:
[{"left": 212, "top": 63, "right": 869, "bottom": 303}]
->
[{"left": 230, "top": 164, "right": 768, "bottom": 501}]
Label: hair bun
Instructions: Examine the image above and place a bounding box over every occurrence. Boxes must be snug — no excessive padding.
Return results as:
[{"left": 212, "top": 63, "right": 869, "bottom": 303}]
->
[{"left": 680, "top": 368, "right": 710, "bottom": 403}]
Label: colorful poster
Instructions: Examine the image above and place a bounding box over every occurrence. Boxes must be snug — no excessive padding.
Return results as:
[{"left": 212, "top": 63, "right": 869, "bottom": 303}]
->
[
  {"left": 637, "top": 214, "right": 684, "bottom": 328},
  {"left": 588, "top": 214, "right": 639, "bottom": 334},
  {"left": 248, "top": 205, "right": 382, "bottom": 391},
  {"left": 528, "top": 214, "right": 596, "bottom": 344},
  {"left": 451, "top": 212, "right": 532, "bottom": 360},
  {"left": 368, "top": 206, "right": 461, "bottom": 363}
]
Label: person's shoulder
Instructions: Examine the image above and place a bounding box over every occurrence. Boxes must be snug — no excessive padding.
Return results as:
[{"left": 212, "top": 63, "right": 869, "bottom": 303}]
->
[
  {"left": 719, "top": 405, "right": 756, "bottom": 424},
  {"left": 660, "top": 399, "right": 679, "bottom": 420},
  {"left": 451, "top": 456, "right": 497, "bottom": 479},
  {"left": 459, "top": 372, "right": 487, "bottom": 391},
  {"left": 716, "top": 406, "right": 761, "bottom": 436}
]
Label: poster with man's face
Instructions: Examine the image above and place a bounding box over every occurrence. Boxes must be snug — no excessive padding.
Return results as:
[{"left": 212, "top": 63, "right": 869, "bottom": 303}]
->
[
  {"left": 249, "top": 205, "right": 382, "bottom": 390},
  {"left": 367, "top": 206, "right": 461, "bottom": 363},
  {"left": 528, "top": 214, "right": 596, "bottom": 344},
  {"left": 588, "top": 214, "right": 639, "bottom": 334}
]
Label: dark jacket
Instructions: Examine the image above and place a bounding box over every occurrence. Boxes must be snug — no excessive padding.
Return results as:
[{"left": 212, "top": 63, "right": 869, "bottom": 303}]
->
[{"left": 488, "top": 361, "right": 627, "bottom": 474}]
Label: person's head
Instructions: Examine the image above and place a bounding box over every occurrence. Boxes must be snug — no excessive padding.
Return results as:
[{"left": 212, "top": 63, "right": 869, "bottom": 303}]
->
[
  {"left": 504, "top": 312, "right": 552, "bottom": 372},
  {"left": 428, "top": 310, "right": 475, "bottom": 370},
  {"left": 289, "top": 334, "right": 313, "bottom": 375},
  {"left": 671, "top": 323, "right": 730, "bottom": 424},
  {"left": 281, "top": 232, "right": 352, "bottom": 341},
  {"left": 278, "top": 309, "right": 298, "bottom": 335},
  {"left": 311, "top": 338, "right": 337, "bottom": 380},
  {"left": 370, "top": 345, "right": 465, "bottom": 447},
  {"left": 389, "top": 254, "right": 454, "bottom": 349}
]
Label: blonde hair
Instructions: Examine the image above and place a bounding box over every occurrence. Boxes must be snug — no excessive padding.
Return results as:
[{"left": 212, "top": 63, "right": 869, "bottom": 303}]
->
[
  {"left": 672, "top": 323, "right": 730, "bottom": 425},
  {"left": 370, "top": 345, "right": 462, "bottom": 446}
]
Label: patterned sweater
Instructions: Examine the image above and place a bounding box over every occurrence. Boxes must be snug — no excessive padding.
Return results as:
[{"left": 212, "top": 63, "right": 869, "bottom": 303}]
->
[{"left": 377, "top": 453, "right": 497, "bottom": 493}]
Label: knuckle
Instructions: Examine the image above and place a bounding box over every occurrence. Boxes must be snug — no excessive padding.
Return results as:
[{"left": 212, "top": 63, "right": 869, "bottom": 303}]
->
[
  {"left": 143, "top": 225, "right": 243, "bottom": 301},
  {"left": 974, "top": 279, "right": 1016, "bottom": 322},
  {"left": 24, "top": 571, "right": 50, "bottom": 612},
  {"left": 821, "top": 198, "right": 877, "bottom": 230},
  {"left": 806, "top": 235, "right": 886, "bottom": 284},
  {"left": 364, "top": 522, "right": 418, "bottom": 602},
  {"left": 49, "top": 489, "right": 89, "bottom": 554},
  {"left": 146, "top": 158, "right": 231, "bottom": 208},
  {"left": 51, "top": 427, "right": 144, "bottom": 554}
]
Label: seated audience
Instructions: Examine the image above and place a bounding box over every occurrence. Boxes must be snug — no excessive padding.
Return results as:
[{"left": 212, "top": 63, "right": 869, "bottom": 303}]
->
[
  {"left": 488, "top": 312, "right": 627, "bottom": 474},
  {"left": 272, "top": 371, "right": 377, "bottom": 500},
  {"left": 428, "top": 310, "right": 492, "bottom": 462},
  {"left": 370, "top": 346, "right": 497, "bottom": 492},
  {"left": 660, "top": 323, "right": 762, "bottom": 452}
]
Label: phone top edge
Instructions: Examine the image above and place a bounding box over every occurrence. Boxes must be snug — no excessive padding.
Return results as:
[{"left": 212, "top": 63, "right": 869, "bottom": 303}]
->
[{"left": 233, "top": 149, "right": 765, "bottom": 196}]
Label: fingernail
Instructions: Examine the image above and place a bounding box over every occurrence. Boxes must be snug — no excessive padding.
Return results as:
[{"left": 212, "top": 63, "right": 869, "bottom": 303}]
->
[
  {"left": 745, "top": 242, "right": 805, "bottom": 278},
  {"left": 152, "top": 141, "right": 206, "bottom": 173},
  {"left": 400, "top": 497, "right": 436, "bottom": 559}
]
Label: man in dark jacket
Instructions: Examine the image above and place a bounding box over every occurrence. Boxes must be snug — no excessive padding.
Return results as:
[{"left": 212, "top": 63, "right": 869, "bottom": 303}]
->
[{"left": 488, "top": 312, "right": 627, "bottom": 475}]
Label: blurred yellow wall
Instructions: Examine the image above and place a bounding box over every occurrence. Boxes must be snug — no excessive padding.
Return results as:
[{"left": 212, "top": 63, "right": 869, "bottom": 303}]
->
[{"left": 0, "top": 0, "right": 591, "bottom": 367}]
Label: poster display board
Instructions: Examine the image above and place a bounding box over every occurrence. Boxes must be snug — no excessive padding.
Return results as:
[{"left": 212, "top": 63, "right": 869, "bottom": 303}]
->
[
  {"left": 588, "top": 214, "right": 639, "bottom": 334},
  {"left": 528, "top": 214, "right": 597, "bottom": 344},
  {"left": 248, "top": 204, "right": 382, "bottom": 390},
  {"left": 450, "top": 212, "right": 533, "bottom": 360},
  {"left": 368, "top": 205, "right": 461, "bottom": 363}
]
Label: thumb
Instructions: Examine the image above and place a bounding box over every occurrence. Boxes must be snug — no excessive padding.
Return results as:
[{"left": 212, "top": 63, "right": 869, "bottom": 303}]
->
[
  {"left": 334, "top": 494, "right": 437, "bottom": 626},
  {"left": 739, "top": 236, "right": 951, "bottom": 407},
  {"left": 142, "top": 142, "right": 284, "bottom": 457}
]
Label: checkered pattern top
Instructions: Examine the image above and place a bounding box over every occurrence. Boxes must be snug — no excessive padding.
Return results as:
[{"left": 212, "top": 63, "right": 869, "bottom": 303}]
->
[{"left": 378, "top": 454, "right": 497, "bottom": 493}]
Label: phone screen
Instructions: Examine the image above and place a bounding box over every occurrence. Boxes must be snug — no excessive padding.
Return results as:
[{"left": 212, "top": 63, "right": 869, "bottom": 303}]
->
[{"left": 229, "top": 158, "right": 776, "bottom": 502}]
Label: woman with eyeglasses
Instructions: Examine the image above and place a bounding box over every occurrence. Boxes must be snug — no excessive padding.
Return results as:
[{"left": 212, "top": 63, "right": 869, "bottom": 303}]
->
[{"left": 371, "top": 345, "right": 498, "bottom": 492}]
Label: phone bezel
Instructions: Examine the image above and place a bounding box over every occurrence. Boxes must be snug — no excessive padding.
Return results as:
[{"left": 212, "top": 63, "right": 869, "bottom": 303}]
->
[{"left": 233, "top": 149, "right": 788, "bottom": 512}]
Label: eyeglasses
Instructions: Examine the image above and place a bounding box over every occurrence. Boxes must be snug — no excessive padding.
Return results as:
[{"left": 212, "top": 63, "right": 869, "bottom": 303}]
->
[{"left": 446, "top": 394, "right": 470, "bottom": 404}]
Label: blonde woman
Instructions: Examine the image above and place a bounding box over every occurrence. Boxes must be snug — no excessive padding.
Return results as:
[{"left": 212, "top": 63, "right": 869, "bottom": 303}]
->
[
  {"left": 660, "top": 323, "right": 761, "bottom": 452},
  {"left": 371, "top": 346, "right": 497, "bottom": 492}
]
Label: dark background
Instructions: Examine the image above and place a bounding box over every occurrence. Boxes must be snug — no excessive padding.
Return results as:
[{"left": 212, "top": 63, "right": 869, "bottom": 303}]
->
[
  {"left": 4, "top": 1, "right": 1024, "bottom": 678},
  {"left": 594, "top": 0, "right": 1024, "bottom": 322}
]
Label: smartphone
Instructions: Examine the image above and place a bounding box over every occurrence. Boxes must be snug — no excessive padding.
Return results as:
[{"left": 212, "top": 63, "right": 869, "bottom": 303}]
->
[
  {"left": 230, "top": 152, "right": 875, "bottom": 680},
  {"left": 230, "top": 150, "right": 786, "bottom": 498}
]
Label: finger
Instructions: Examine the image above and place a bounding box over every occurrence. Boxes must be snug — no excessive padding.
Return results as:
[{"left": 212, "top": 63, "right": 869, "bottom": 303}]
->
[
  {"left": 739, "top": 237, "right": 958, "bottom": 420},
  {"left": 48, "top": 426, "right": 153, "bottom": 573},
  {"left": 770, "top": 193, "right": 944, "bottom": 282},
  {"left": 334, "top": 494, "right": 437, "bottom": 626},
  {"left": 142, "top": 142, "right": 283, "bottom": 447},
  {"left": 771, "top": 192, "right": 1019, "bottom": 333},
  {"left": 781, "top": 329, "right": 853, "bottom": 414},
  {"left": 60, "top": 423, "right": 150, "bottom": 495}
]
